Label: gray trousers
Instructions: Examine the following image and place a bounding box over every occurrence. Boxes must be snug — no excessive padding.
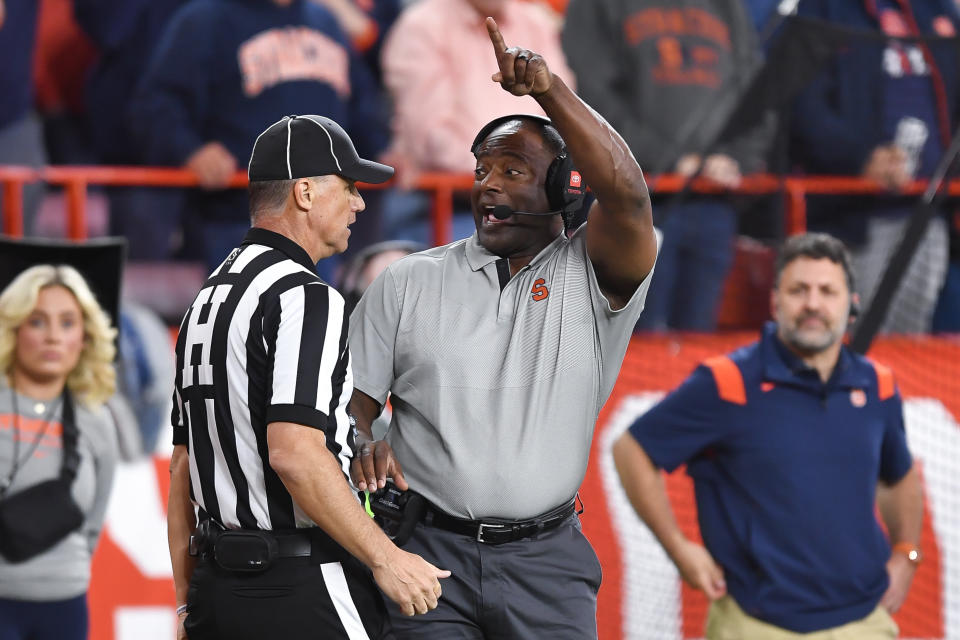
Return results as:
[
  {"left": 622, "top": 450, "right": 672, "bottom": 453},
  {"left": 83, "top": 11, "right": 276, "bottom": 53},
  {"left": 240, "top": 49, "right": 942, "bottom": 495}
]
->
[
  {"left": 389, "top": 515, "right": 601, "bottom": 639},
  {"left": 0, "top": 112, "right": 46, "bottom": 235},
  {"left": 852, "top": 215, "right": 948, "bottom": 334}
]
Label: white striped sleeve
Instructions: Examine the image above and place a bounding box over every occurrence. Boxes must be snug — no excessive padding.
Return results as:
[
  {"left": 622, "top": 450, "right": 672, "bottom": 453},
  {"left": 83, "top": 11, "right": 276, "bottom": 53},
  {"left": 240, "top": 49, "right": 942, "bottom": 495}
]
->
[
  {"left": 271, "top": 286, "right": 305, "bottom": 407},
  {"left": 266, "top": 283, "right": 337, "bottom": 429}
]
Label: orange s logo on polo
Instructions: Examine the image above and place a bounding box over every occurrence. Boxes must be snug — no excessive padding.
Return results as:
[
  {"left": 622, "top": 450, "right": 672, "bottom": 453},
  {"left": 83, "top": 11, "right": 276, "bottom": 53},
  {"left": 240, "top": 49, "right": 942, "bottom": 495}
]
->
[
  {"left": 531, "top": 278, "right": 549, "bottom": 302},
  {"left": 850, "top": 389, "right": 867, "bottom": 408}
]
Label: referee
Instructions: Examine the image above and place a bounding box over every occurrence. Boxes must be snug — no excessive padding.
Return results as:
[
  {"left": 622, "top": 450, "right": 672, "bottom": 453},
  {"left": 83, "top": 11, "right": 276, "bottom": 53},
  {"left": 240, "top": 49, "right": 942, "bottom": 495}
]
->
[{"left": 167, "top": 115, "right": 449, "bottom": 640}]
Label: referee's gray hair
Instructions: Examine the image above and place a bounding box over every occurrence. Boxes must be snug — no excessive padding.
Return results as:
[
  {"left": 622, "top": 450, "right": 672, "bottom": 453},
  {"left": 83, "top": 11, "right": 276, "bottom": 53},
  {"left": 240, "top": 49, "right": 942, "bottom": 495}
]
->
[
  {"left": 248, "top": 175, "right": 344, "bottom": 221},
  {"left": 248, "top": 179, "right": 297, "bottom": 221},
  {"left": 774, "top": 233, "right": 856, "bottom": 294}
]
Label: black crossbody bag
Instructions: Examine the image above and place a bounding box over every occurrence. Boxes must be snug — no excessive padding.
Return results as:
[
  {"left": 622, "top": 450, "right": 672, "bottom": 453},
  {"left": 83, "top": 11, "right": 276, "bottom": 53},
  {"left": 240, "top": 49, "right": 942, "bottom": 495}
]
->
[{"left": 0, "top": 389, "right": 85, "bottom": 563}]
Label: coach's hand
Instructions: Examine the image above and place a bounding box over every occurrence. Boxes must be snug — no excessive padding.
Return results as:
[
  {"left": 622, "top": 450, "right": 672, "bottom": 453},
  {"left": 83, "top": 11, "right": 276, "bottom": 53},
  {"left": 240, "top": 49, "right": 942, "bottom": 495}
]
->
[
  {"left": 486, "top": 17, "right": 553, "bottom": 97},
  {"left": 673, "top": 539, "right": 727, "bottom": 600},
  {"left": 373, "top": 547, "right": 451, "bottom": 617},
  {"left": 351, "top": 434, "right": 407, "bottom": 492},
  {"left": 881, "top": 552, "right": 916, "bottom": 613}
]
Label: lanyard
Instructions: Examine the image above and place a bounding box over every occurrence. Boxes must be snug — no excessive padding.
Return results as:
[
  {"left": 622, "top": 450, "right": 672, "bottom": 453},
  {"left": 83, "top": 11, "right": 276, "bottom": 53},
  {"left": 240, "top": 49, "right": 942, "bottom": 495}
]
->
[{"left": 1, "top": 389, "right": 63, "bottom": 499}]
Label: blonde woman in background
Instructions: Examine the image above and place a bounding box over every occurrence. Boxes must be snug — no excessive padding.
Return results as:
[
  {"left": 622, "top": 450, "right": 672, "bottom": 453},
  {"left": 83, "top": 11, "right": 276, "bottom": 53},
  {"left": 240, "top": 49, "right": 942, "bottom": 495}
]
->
[{"left": 0, "top": 265, "right": 118, "bottom": 640}]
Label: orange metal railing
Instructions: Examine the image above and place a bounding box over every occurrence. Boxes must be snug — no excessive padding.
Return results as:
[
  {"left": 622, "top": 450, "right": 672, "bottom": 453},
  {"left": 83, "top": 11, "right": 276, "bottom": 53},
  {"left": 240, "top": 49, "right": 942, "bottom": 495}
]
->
[{"left": 1, "top": 166, "right": 959, "bottom": 246}]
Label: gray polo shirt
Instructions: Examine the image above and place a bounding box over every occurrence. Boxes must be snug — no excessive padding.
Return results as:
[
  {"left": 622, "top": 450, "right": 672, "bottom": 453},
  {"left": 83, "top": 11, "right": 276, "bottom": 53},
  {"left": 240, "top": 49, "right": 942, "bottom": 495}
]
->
[{"left": 350, "top": 227, "right": 652, "bottom": 519}]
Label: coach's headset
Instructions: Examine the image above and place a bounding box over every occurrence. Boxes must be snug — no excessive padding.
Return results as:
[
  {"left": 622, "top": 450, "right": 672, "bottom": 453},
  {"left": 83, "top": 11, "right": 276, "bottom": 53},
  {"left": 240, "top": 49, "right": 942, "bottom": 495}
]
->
[
  {"left": 849, "top": 297, "right": 861, "bottom": 321},
  {"left": 471, "top": 114, "right": 587, "bottom": 230},
  {"left": 838, "top": 251, "right": 860, "bottom": 321}
]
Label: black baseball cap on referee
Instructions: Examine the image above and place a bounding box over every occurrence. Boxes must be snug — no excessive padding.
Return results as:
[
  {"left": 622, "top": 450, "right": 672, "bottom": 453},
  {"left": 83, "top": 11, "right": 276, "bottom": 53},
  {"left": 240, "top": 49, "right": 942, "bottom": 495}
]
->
[{"left": 248, "top": 115, "right": 394, "bottom": 184}]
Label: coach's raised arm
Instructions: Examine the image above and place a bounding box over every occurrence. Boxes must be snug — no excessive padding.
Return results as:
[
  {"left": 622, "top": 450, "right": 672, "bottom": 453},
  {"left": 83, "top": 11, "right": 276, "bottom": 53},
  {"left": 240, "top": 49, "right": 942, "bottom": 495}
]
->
[
  {"left": 485, "top": 17, "right": 657, "bottom": 309},
  {"left": 348, "top": 16, "right": 661, "bottom": 639}
]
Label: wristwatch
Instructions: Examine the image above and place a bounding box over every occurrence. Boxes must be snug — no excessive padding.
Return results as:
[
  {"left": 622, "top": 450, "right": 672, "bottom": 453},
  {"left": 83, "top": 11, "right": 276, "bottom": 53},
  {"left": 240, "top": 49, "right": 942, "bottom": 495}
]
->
[
  {"left": 348, "top": 414, "right": 361, "bottom": 456},
  {"left": 893, "top": 542, "right": 923, "bottom": 565}
]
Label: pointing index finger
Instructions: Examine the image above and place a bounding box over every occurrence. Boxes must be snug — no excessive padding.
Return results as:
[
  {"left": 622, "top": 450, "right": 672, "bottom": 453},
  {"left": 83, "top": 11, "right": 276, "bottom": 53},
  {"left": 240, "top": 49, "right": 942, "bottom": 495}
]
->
[{"left": 486, "top": 16, "right": 507, "bottom": 54}]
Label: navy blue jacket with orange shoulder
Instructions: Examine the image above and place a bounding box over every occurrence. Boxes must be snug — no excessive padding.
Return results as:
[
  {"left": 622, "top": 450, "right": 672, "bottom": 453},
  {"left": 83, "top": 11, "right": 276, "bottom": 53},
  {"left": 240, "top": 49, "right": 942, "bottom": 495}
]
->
[{"left": 628, "top": 322, "right": 912, "bottom": 633}]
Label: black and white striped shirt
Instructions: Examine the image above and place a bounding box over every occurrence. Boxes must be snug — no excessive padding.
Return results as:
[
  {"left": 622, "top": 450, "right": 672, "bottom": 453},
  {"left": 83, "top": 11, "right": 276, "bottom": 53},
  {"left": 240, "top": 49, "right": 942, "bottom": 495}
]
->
[{"left": 172, "top": 228, "right": 354, "bottom": 530}]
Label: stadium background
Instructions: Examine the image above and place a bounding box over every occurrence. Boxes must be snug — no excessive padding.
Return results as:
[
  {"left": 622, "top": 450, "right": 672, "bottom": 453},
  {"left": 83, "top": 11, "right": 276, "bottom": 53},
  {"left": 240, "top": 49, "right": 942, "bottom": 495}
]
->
[{"left": 2, "top": 0, "right": 960, "bottom": 637}]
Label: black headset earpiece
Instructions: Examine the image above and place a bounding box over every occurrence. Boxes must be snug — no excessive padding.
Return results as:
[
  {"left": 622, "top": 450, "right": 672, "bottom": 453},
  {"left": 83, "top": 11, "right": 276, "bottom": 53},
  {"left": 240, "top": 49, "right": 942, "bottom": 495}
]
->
[
  {"left": 472, "top": 114, "right": 587, "bottom": 229},
  {"left": 847, "top": 266, "right": 859, "bottom": 321},
  {"left": 544, "top": 151, "right": 586, "bottom": 229},
  {"left": 849, "top": 298, "right": 861, "bottom": 320}
]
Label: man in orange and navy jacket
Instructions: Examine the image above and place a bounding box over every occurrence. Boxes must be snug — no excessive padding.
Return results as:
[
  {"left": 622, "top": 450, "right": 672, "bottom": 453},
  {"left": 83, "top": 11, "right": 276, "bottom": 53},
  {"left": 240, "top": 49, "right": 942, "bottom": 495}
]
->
[{"left": 614, "top": 232, "right": 923, "bottom": 638}]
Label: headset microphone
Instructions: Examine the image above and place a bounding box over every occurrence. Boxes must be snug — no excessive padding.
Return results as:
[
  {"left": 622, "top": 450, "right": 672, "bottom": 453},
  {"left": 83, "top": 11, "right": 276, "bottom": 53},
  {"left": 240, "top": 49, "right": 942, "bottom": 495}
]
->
[{"left": 491, "top": 205, "right": 562, "bottom": 220}]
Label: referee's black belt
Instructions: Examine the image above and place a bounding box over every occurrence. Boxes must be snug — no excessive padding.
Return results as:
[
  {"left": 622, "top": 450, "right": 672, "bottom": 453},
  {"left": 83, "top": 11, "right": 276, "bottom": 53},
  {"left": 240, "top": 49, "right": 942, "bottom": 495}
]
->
[
  {"left": 424, "top": 501, "right": 576, "bottom": 545},
  {"left": 256, "top": 530, "right": 313, "bottom": 558},
  {"left": 191, "top": 522, "right": 321, "bottom": 560}
]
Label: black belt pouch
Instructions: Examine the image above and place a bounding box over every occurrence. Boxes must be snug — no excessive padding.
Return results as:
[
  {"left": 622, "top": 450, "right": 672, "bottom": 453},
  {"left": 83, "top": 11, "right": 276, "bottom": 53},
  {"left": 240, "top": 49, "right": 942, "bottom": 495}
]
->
[{"left": 214, "top": 530, "right": 279, "bottom": 573}]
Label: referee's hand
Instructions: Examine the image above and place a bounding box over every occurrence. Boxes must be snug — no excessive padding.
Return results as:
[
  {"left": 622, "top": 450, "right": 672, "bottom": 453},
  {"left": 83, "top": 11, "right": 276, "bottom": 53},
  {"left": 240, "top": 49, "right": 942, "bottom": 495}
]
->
[
  {"left": 486, "top": 16, "right": 554, "bottom": 97},
  {"left": 373, "top": 549, "right": 451, "bottom": 617},
  {"left": 176, "top": 615, "right": 188, "bottom": 640}
]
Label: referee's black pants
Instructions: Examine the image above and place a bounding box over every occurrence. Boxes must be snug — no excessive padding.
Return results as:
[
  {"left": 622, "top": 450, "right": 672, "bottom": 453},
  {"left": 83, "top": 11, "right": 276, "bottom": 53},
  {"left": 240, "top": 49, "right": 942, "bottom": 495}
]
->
[{"left": 184, "top": 553, "right": 395, "bottom": 639}]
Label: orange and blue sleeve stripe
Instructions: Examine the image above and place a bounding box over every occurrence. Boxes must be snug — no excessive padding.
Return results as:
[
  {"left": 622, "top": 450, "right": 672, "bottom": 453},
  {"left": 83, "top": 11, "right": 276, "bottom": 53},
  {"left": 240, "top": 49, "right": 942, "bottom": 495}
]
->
[
  {"left": 867, "top": 359, "right": 896, "bottom": 400},
  {"left": 703, "top": 356, "right": 747, "bottom": 405}
]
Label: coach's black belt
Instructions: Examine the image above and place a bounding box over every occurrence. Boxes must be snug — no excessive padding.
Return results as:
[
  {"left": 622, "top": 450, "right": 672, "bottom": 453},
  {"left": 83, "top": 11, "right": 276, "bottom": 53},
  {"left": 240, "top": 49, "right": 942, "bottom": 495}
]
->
[{"left": 424, "top": 501, "right": 576, "bottom": 545}]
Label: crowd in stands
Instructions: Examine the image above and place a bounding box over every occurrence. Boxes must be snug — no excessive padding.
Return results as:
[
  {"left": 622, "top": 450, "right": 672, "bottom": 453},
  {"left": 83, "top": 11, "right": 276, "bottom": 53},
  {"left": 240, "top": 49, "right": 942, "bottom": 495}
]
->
[
  {"left": 2, "top": 0, "right": 960, "bottom": 342},
  {"left": 564, "top": 0, "right": 775, "bottom": 331}
]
